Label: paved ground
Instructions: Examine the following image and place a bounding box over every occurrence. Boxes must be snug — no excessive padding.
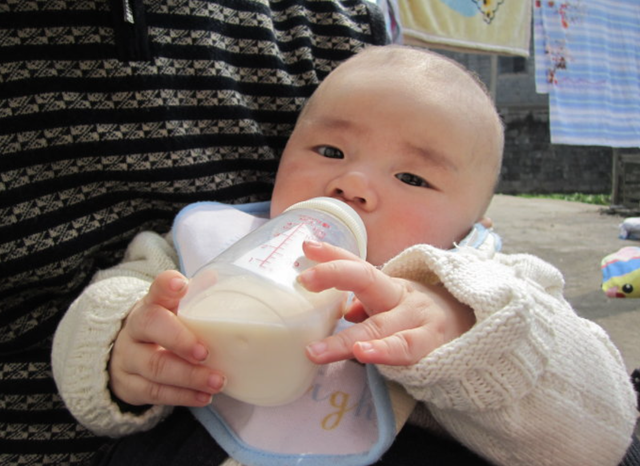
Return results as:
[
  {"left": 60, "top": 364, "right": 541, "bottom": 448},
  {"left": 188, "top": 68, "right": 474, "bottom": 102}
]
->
[
  {"left": 486, "top": 194, "right": 640, "bottom": 437},
  {"left": 487, "top": 194, "right": 640, "bottom": 373}
]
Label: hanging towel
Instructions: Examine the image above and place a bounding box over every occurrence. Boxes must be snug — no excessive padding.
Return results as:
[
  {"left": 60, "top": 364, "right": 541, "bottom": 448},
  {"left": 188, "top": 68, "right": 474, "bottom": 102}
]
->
[
  {"left": 398, "top": 0, "right": 532, "bottom": 56},
  {"left": 368, "top": 0, "right": 404, "bottom": 44},
  {"left": 534, "top": 0, "right": 640, "bottom": 147}
]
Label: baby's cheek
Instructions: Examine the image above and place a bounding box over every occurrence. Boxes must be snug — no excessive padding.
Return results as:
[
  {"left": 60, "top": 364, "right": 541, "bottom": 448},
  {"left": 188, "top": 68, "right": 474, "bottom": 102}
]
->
[{"left": 366, "top": 231, "right": 420, "bottom": 266}]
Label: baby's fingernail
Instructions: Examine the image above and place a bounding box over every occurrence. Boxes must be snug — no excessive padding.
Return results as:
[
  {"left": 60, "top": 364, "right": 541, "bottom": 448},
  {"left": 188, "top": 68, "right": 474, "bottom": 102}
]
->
[
  {"left": 306, "top": 341, "right": 327, "bottom": 357},
  {"left": 193, "top": 344, "right": 208, "bottom": 361},
  {"left": 169, "top": 277, "right": 188, "bottom": 292},
  {"left": 208, "top": 374, "right": 226, "bottom": 391},
  {"left": 297, "top": 269, "right": 316, "bottom": 287},
  {"left": 304, "top": 240, "right": 323, "bottom": 248},
  {"left": 196, "top": 392, "right": 212, "bottom": 404}
]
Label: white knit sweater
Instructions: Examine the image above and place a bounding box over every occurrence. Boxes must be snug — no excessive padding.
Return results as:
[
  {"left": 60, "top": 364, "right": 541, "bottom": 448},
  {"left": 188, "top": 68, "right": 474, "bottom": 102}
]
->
[{"left": 52, "top": 230, "right": 637, "bottom": 466}]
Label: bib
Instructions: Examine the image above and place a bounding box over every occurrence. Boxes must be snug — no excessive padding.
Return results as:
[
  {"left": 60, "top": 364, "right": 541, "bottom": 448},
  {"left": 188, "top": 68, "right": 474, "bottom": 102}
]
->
[{"left": 173, "top": 202, "right": 408, "bottom": 466}]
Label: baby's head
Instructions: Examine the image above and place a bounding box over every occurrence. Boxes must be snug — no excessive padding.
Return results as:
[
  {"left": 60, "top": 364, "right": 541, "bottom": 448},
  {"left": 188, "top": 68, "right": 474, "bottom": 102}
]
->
[{"left": 271, "top": 45, "right": 504, "bottom": 266}]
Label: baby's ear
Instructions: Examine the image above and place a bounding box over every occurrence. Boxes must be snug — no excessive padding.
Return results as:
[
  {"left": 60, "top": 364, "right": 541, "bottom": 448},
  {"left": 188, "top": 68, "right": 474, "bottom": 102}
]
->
[{"left": 478, "top": 216, "right": 493, "bottom": 229}]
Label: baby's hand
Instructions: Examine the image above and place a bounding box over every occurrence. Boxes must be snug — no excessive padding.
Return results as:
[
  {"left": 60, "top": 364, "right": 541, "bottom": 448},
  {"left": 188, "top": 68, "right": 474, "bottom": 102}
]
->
[
  {"left": 299, "top": 241, "right": 475, "bottom": 366},
  {"left": 108, "top": 270, "right": 225, "bottom": 407}
]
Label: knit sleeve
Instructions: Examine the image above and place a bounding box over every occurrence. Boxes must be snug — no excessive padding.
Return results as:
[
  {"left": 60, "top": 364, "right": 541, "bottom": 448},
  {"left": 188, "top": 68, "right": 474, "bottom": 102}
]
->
[
  {"left": 379, "top": 245, "right": 637, "bottom": 466},
  {"left": 51, "top": 231, "right": 179, "bottom": 437}
]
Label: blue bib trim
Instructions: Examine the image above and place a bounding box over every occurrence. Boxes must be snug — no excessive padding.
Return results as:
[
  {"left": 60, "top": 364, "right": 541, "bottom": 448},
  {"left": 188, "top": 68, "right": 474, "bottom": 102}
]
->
[{"left": 190, "top": 364, "right": 395, "bottom": 466}]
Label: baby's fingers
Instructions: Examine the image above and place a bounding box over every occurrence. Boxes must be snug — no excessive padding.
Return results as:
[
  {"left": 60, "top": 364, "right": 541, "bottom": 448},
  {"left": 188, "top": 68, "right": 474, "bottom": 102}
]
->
[
  {"left": 126, "top": 300, "right": 208, "bottom": 364},
  {"left": 136, "top": 269, "right": 206, "bottom": 362},
  {"left": 134, "top": 379, "right": 214, "bottom": 407},
  {"left": 353, "top": 329, "right": 436, "bottom": 366},
  {"left": 306, "top": 305, "right": 424, "bottom": 364},
  {"left": 300, "top": 248, "right": 404, "bottom": 315},
  {"left": 307, "top": 323, "right": 438, "bottom": 367},
  {"left": 112, "top": 344, "right": 225, "bottom": 406},
  {"left": 113, "top": 372, "right": 215, "bottom": 407},
  {"left": 144, "top": 269, "right": 189, "bottom": 311}
]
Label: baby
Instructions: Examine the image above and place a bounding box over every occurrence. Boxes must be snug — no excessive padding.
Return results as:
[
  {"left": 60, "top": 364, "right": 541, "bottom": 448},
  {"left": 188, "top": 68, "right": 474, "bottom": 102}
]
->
[{"left": 53, "top": 46, "right": 637, "bottom": 466}]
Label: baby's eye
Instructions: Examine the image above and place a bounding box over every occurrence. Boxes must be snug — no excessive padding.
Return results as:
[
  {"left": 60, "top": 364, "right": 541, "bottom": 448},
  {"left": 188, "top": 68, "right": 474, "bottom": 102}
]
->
[
  {"left": 395, "top": 173, "right": 430, "bottom": 188},
  {"left": 316, "top": 146, "right": 344, "bottom": 159}
]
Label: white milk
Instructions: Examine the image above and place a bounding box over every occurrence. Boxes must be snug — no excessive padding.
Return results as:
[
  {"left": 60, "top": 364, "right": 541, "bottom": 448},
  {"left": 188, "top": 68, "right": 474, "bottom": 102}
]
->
[
  {"left": 179, "top": 264, "right": 345, "bottom": 406},
  {"left": 178, "top": 198, "right": 367, "bottom": 406}
]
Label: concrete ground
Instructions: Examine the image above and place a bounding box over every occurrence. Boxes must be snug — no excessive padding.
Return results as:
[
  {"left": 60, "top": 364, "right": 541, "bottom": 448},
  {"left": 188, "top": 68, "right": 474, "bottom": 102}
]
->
[{"left": 486, "top": 194, "right": 640, "bottom": 438}]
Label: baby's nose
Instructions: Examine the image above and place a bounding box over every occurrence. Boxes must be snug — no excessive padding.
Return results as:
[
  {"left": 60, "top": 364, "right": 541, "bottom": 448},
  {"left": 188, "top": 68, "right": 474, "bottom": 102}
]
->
[{"left": 326, "top": 171, "right": 377, "bottom": 211}]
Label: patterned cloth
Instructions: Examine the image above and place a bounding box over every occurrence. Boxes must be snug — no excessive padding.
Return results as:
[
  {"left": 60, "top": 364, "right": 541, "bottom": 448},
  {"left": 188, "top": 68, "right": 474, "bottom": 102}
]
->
[
  {"left": 0, "top": 1, "right": 387, "bottom": 464},
  {"left": 398, "top": 0, "right": 532, "bottom": 56},
  {"left": 533, "top": 0, "right": 640, "bottom": 146}
]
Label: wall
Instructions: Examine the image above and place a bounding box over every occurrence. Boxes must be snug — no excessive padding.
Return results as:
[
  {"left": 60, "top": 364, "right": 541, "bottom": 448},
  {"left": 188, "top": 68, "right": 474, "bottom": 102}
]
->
[{"left": 498, "top": 108, "right": 613, "bottom": 194}]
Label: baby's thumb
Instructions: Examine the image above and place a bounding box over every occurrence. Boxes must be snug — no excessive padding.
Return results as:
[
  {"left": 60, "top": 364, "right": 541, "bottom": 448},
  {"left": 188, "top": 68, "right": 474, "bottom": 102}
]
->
[{"left": 145, "top": 270, "right": 189, "bottom": 312}]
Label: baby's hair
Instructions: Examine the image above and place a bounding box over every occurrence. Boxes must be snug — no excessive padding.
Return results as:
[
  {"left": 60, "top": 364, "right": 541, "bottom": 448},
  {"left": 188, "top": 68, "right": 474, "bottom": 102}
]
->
[
  {"left": 358, "top": 45, "right": 504, "bottom": 129},
  {"left": 301, "top": 45, "right": 503, "bottom": 132}
]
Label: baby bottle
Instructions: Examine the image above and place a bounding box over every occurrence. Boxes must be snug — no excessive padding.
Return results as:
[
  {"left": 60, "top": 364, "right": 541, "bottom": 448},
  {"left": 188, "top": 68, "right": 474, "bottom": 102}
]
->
[{"left": 177, "top": 197, "right": 367, "bottom": 406}]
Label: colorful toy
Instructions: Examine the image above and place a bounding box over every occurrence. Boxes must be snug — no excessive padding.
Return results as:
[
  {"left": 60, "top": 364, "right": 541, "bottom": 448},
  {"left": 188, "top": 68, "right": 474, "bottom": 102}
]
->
[{"left": 601, "top": 247, "right": 640, "bottom": 298}]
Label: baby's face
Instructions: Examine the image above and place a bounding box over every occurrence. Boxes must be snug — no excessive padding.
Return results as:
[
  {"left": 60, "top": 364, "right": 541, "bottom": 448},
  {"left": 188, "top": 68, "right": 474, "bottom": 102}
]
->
[{"left": 271, "top": 50, "right": 501, "bottom": 266}]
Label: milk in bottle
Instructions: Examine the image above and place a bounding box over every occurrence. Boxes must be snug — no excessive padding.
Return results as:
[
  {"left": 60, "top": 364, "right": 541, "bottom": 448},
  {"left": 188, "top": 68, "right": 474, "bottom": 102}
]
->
[{"left": 177, "top": 197, "right": 367, "bottom": 406}]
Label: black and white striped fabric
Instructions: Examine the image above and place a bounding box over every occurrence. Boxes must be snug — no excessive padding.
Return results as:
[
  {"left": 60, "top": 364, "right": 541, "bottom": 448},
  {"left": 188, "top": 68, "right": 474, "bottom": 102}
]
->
[{"left": 0, "top": 1, "right": 387, "bottom": 464}]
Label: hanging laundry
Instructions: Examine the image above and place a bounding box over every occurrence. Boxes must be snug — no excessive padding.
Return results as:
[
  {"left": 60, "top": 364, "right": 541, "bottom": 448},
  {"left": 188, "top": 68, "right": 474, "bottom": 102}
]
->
[
  {"left": 370, "top": 0, "right": 404, "bottom": 44},
  {"left": 534, "top": 0, "right": 640, "bottom": 147},
  {"left": 397, "top": 0, "right": 532, "bottom": 56}
]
